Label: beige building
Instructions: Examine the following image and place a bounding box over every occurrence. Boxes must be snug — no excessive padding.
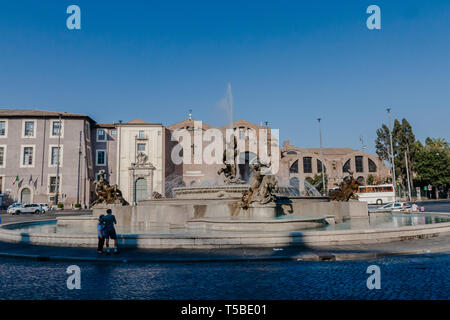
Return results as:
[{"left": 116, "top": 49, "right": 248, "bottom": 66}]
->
[
  {"left": 116, "top": 119, "right": 165, "bottom": 203},
  {"left": 280, "top": 141, "right": 390, "bottom": 194}
]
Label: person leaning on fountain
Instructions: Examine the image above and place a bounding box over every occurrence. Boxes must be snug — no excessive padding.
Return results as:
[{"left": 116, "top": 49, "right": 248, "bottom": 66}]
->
[
  {"left": 103, "top": 209, "right": 119, "bottom": 254},
  {"left": 97, "top": 215, "right": 106, "bottom": 254}
]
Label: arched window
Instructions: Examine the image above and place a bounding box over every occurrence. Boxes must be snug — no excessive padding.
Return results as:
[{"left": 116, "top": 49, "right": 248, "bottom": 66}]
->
[
  {"left": 289, "top": 160, "right": 298, "bottom": 173},
  {"left": 357, "top": 176, "right": 365, "bottom": 184},
  {"left": 287, "top": 150, "right": 297, "bottom": 155},
  {"left": 303, "top": 157, "right": 312, "bottom": 173},
  {"left": 368, "top": 158, "right": 377, "bottom": 172},
  {"left": 317, "top": 159, "right": 326, "bottom": 173},
  {"left": 343, "top": 159, "right": 351, "bottom": 173},
  {"left": 355, "top": 156, "right": 364, "bottom": 172}
]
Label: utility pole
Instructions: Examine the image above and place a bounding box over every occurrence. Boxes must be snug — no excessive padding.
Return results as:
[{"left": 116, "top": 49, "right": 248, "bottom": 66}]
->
[
  {"left": 317, "top": 118, "right": 326, "bottom": 196},
  {"left": 117, "top": 120, "right": 122, "bottom": 186},
  {"left": 54, "top": 114, "right": 62, "bottom": 205},
  {"left": 76, "top": 131, "right": 82, "bottom": 205},
  {"left": 405, "top": 150, "right": 412, "bottom": 201},
  {"left": 386, "top": 108, "right": 397, "bottom": 202}
]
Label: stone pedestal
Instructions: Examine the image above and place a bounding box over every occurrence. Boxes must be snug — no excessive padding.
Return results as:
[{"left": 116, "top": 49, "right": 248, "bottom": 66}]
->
[{"left": 247, "top": 202, "right": 277, "bottom": 219}]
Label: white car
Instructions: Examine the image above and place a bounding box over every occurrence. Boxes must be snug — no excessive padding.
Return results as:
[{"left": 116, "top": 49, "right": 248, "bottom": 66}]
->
[
  {"left": 7, "top": 203, "right": 44, "bottom": 215},
  {"left": 377, "top": 202, "right": 412, "bottom": 212}
]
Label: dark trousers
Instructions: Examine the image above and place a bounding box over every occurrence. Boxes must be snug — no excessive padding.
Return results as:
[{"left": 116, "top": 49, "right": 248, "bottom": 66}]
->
[{"left": 97, "top": 237, "right": 105, "bottom": 251}]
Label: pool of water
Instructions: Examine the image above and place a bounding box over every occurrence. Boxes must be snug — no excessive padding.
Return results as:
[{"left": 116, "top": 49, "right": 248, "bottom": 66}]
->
[
  {"left": 3, "top": 214, "right": 450, "bottom": 235},
  {"left": 319, "top": 214, "right": 450, "bottom": 231}
]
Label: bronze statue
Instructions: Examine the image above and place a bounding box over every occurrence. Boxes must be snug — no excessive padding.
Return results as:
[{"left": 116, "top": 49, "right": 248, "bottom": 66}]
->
[
  {"left": 239, "top": 158, "right": 278, "bottom": 209},
  {"left": 90, "top": 170, "right": 129, "bottom": 206},
  {"left": 329, "top": 171, "right": 361, "bottom": 201},
  {"left": 217, "top": 136, "right": 245, "bottom": 184},
  {"left": 152, "top": 191, "right": 164, "bottom": 199}
]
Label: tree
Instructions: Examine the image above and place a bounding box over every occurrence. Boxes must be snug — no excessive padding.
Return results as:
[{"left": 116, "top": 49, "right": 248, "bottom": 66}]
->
[
  {"left": 367, "top": 174, "right": 374, "bottom": 185},
  {"left": 375, "top": 118, "right": 419, "bottom": 195},
  {"left": 414, "top": 138, "right": 450, "bottom": 199}
]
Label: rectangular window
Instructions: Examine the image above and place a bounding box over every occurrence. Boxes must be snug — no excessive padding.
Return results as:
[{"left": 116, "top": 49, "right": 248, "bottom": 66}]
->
[
  {"left": 97, "top": 129, "right": 106, "bottom": 141},
  {"left": 24, "top": 121, "right": 35, "bottom": 137},
  {"left": 239, "top": 127, "right": 245, "bottom": 139},
  {"left": 303, "top": 157, "right": 312, "bottom": 173},
  {"left": 137, "top": 143, "right": 146, "bottom": 152},
  {"left": 111, "top": 129, "right": 116, "bottom": 136},
  {"left": 355, "top": 156, "right": 364, "bottom": 172},
  {"left": 0, "top": 147, "right": 4, "bottom": 166},
  {"left": 0, "top": 121, "right": 6, "bottom": 136},
  {"left": 49, "top": 176, "right": 60, "bottom": 193},
  {"left": 23, "top": 147, "right": 34, "bottom": 166},
  {"left": 96, "top": 150, "right": 106, "bottom": 166},
  {"left": 138, "top": 130, "right": 145, "bottom": 139},
  {"left": 51, "top": 147, "right": 60, "bottom": 166},
  {"left": 52, "top": 121, "right": 61, "bottom": 136}
]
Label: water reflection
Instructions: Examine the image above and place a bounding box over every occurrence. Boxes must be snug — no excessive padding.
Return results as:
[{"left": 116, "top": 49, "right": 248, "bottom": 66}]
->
[{"left": 4, "top": 214, "right": 450, "bottom": 235}]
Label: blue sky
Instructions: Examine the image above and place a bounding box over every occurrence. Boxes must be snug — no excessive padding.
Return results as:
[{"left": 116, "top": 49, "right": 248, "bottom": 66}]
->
[{"left": 0, "top": 0, "right": 449, "bottom": 153}]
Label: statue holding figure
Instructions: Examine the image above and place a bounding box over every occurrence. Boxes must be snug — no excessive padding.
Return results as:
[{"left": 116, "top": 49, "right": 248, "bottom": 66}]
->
[
  {"left": 239, "top": 158, "right": 279, "bottom": 209},
  {"left": 90, "top": 170, "right": 129, "bottom": 206},
  {"left": 217, "top": 136, "right": 245, "bottom": 184}
]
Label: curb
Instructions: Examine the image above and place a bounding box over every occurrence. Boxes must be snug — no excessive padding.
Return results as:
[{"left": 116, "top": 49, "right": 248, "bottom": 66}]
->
[{"left": 0, "top": 245, "right": 449, "bottom": 263}]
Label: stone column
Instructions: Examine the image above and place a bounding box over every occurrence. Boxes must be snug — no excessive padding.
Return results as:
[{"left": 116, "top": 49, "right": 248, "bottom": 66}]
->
[
  {"left": 146, "top": 167, "right": 154, "bottom": 199},
  {"left": 128, "top": 167, "right": 135, "bottom": 204}
]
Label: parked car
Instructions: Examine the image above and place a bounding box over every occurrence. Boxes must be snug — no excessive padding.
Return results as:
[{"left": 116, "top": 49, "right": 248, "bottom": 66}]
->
[
  {"left": 6, "top": 203, "right": 23, "bottom": 211},
  {"left": 373, "top": 202, "right": 412, "bottom": 213},
  {"left": 7, "top": 203, "right": 44, "bottom": 215}
]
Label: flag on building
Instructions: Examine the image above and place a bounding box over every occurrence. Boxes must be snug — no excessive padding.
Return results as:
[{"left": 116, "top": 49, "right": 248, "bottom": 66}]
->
[
  {"left": 12, "top": 175, "right": 19, "bottom": 185},
  {"left": 28, "top": 175, "right": 33, "bottom": 185}
]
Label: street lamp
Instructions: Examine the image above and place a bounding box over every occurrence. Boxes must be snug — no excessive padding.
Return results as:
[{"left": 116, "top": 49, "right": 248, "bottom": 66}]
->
[
  {"left": 317, "top": 118, "right": 326, "bottom": 196},
  {"left": 386, "top": 108, "right": 397, "bottom": 202},
  {"left": 403, "top": 126, "right": 412, "bottom": 201},
  {"left": 54, "top": 114, "right": 62, "bottom": 206}
]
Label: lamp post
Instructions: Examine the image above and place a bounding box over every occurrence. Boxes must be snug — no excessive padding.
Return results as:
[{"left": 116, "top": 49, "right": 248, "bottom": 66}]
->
[
  {"left": 386, "top": 108, "right": 396, "bottom": 202},
  {"left": 317, "top": 118, "right": 326, "bottom": 196},
  {"left": 403, "top": 127, "right": 413, "bottom": 201},
  {"left": 54, "top": 114, "right": 62, "bottom": 206},
  {"left": 76, "top": 131, "right": 82, "bottom": 205}
]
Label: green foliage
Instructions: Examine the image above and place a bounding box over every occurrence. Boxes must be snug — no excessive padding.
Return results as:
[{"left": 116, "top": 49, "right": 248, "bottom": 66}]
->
[
  {"left": 414, "top": 137, "right": 450, "bottom": 196},
  {"left": 57, "top": 203, "right": 64, "bottom": 209},
  {"left": 366, "top": 174, "right": 374, "bottom": 185},
  {"left": 375, "top": 118, "right": 419, "bottom": 190},
  {"left": 74, "top": 203, "right": 81, "bottom": 208},
  {"left": 305, "top": 173, "right": 328, "bottom": 194}
]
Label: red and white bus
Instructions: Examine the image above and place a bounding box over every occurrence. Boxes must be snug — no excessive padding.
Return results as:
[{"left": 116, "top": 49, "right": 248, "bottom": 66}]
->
[{"left": 356, "top": 184, "right": 395, "bottom": 205}]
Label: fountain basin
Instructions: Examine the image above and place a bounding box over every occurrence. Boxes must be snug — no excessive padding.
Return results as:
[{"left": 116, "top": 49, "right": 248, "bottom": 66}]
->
[{"left": 1, "top": 214, "right": 449, "bottom": 249}]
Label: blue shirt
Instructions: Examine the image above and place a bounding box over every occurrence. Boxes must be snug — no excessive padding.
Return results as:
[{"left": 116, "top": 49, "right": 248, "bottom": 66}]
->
[
  {"left": 103, "top": 214, "right": 117, "bottom": 229},
  {"left": 97, "top": 222, "right": 105, "bottom": 237}
]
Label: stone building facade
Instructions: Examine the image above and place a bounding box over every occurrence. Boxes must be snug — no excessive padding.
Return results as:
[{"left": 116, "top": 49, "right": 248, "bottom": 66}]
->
[
  {"left": 0, "top": 109, "right": 390, "bottom": 207},
  {"left": 0, "top": 110, "right": 96, "bottom": 207},
  {"left": 279, "top": 141, "right": 390, "bottom": 194}
]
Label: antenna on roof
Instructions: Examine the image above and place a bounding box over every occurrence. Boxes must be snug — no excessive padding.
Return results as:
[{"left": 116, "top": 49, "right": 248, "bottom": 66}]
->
[{"left": 360, "top": 135, "right": 367, "bottom": 150}]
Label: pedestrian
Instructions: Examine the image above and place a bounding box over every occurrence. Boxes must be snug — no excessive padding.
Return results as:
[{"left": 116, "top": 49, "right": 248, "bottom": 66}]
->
[
  {"left": 97, "top": 215, "right": 106, "bottom": 254},
  {"left": 411, "top": 203, "right": 418, "bottom": 212},
  {"left": 103, "top": 208, "right": 119, "bottom": 254}
]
